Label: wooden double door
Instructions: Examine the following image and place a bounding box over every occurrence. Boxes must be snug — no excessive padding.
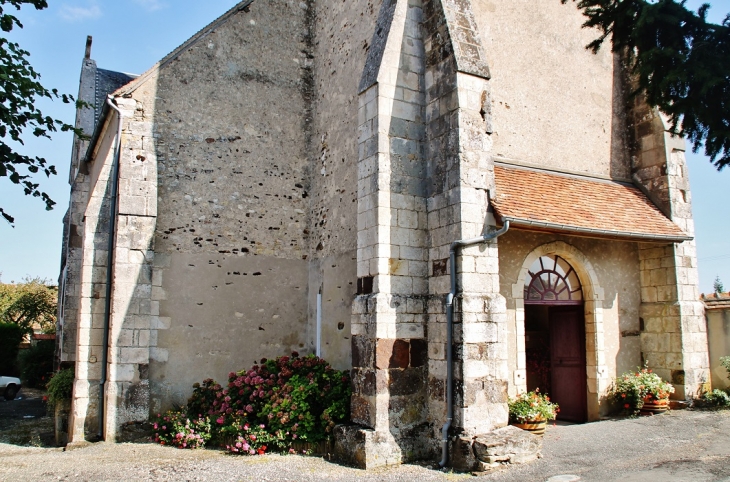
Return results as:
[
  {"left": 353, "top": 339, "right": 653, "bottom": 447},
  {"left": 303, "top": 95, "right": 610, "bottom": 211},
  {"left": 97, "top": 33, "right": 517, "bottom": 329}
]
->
[{"left": 547, "top": 305, "right": 587, "bottom": 423}]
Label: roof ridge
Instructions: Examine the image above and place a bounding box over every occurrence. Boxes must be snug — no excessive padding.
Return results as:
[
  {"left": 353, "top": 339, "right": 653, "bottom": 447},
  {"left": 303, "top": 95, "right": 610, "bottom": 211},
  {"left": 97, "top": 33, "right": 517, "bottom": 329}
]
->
[{"left": 113, "top": 0, "right": 254, "bottom": 96}]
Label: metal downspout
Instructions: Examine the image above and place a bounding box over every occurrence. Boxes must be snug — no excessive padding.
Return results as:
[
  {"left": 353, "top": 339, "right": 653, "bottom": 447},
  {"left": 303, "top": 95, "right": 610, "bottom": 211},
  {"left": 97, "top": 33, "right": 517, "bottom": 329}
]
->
[
  {"left": 438, "top": 220, "right": 510, "bottom": 468},
  {"left": 98, "top": 97, "right": 124, "bottom": 440}
]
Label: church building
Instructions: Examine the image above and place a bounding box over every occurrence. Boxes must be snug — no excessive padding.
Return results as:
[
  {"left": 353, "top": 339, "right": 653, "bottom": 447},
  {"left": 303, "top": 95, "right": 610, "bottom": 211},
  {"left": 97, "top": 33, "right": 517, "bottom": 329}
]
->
[{"left": 56, "top": 0, "right": 709, "bottom": 468}]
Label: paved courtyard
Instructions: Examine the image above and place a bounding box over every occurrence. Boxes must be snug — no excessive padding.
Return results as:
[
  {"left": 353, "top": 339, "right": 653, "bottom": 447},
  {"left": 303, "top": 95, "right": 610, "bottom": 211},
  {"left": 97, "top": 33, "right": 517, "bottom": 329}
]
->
[{"left": 0, "top": 408, "right": 729, "bottom": 481}]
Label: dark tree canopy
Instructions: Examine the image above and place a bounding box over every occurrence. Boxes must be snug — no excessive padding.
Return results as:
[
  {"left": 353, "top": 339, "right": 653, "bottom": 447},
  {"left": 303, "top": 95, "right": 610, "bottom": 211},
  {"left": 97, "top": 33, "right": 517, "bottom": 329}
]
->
[
  {"left": 0, "top": 0, "right": 84, "bottom": 225},
  {"left": 563, "top": 0, "right": 730, "bottom": 170},
  {"left": 0, "top": 276, "right": 57, "bottom": 336}
]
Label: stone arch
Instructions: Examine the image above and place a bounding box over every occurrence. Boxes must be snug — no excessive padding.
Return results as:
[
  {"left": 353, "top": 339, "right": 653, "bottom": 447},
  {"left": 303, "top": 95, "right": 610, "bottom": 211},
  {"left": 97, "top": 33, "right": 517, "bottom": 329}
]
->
[{"left": 511, "top": 241, "right": 609, "bottom": 422}]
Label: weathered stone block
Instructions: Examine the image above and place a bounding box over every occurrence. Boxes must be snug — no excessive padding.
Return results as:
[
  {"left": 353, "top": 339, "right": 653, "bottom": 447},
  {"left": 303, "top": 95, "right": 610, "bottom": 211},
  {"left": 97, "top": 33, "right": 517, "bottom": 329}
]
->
[{"left": 472, "top": 426, "right": 542, "bottom": 464}]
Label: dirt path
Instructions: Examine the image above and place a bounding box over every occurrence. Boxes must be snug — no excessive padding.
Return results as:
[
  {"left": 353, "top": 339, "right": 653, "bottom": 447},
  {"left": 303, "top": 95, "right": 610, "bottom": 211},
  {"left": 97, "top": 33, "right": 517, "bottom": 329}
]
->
[{"left": 0, "top": 408, "right": 729, "bottom": 481}]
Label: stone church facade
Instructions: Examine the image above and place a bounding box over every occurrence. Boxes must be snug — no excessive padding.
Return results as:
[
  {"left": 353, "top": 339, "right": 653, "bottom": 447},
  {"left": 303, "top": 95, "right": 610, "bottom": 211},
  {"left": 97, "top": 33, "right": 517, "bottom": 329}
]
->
[{"left": 56, "top": 0, "right": 709, "bottom": 468}]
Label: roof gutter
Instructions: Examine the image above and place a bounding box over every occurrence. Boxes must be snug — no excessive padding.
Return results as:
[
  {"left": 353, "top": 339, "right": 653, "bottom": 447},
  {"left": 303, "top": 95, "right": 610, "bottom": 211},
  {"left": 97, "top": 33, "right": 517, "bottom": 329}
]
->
[
  {"left": 439, "top": 221, "right": 510, "bottom": 468},
  {"left": 499, "top": 216, "right": 692, "bottom": 243}
]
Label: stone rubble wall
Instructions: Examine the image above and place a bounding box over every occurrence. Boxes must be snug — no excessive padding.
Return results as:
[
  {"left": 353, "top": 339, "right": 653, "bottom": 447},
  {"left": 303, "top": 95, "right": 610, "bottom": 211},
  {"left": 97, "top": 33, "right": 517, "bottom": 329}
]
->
[
  {"left": 70, "top": 0, "right": 316, "bottom": 440},
  {"left": 306, "top": 0, "right": 381, "bottom": 370}
]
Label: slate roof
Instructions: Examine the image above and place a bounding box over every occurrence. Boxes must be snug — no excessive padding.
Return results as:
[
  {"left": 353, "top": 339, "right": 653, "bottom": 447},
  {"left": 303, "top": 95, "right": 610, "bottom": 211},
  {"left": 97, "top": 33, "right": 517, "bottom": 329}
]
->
[
  {"left": 491, "top": 164, "right": 691, "bottom": 242},
  {"left": 95, "top": 68, "right": 136, "bottom": 126}
]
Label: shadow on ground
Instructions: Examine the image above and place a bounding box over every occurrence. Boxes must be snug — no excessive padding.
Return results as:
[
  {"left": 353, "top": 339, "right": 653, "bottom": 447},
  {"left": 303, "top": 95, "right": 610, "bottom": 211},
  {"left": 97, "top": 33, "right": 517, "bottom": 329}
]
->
[{"left": 0, "top": 387, "right": 55, "bottom": 447}]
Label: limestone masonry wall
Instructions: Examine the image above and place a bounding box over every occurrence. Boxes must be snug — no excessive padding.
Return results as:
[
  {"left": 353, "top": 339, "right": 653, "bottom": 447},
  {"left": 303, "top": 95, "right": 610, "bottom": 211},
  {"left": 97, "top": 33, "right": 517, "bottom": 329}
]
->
[{"left": 472, "top": 1, "right": 630, "bottom": 179}]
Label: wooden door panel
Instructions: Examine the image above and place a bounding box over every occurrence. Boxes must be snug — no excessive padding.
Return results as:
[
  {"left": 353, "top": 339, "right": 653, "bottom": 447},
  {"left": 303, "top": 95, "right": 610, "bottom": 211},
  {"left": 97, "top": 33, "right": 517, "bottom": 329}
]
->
[{"left": 549, "top": 307, "right": 587, "bottom": 423}]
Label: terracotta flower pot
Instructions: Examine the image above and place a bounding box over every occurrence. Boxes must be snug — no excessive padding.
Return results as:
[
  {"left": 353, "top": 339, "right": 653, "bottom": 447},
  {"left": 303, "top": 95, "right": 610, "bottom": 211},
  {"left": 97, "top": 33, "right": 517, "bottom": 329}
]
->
[
  {"left": 511, "top": 419, "right": 547, "bottom": 436},
  {"left": 640, "top": 397, "right": 669, "bottom": 416}
]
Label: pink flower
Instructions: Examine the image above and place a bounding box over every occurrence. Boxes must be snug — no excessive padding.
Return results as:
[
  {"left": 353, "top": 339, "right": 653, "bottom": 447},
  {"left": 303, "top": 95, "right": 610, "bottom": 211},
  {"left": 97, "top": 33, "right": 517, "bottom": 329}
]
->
[{"left": 217, "top": 417, "right": 225, "bottom": 424}]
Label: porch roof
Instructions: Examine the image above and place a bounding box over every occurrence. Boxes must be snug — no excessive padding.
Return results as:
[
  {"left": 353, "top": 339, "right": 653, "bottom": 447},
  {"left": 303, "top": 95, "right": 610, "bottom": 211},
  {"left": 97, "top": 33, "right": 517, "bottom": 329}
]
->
[{"left": 491, "top": 164, "right": 692, "bottom": 243}]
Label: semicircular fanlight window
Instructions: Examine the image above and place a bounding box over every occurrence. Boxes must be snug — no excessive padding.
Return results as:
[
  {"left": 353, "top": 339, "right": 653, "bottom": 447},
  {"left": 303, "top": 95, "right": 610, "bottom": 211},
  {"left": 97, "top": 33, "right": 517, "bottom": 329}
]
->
[{"left": 524, "top": 255, "right": 583, "bottom": 305}]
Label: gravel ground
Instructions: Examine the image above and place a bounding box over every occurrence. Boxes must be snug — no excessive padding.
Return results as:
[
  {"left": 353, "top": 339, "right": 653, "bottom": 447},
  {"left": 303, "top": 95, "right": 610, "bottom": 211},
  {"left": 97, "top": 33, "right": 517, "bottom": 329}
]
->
[{"left": 0, "top": 409, "right": 729, "bottom": 481}]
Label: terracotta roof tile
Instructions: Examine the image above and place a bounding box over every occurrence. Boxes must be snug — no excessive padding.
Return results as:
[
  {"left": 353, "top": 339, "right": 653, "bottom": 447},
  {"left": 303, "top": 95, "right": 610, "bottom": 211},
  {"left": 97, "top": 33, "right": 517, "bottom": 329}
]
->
[
  {"left": 702, "top": 292, "right": 730, "bottom": 309},
  {"left": 491, "top": 165, "right": 690, "bottom": 242}
]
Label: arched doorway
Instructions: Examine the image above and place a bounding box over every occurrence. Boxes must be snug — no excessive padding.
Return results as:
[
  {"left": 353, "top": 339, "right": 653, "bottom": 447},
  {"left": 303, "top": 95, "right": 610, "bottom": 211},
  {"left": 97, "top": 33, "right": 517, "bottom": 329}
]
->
[{"left": 524, "top": 254, "right": 587, "bottom": 423}]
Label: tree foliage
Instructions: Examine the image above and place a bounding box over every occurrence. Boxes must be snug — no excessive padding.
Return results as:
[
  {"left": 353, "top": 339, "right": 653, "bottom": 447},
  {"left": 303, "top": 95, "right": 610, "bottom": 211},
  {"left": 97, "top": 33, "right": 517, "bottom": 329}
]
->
[
  {"left": 715, "top": 275, "right": 725, "bottom": 294},
  {"left": 562, "top": 0, "right": 730, "bottom": 170},
  {"left": 0, "top": 276, "right": 57, "bottom": 335},
  {"left": 0, "top": 322, "right": 22, "bottom": 375},
  {"left": 0, "top": 0, "right": 85, "bottom": 225}
]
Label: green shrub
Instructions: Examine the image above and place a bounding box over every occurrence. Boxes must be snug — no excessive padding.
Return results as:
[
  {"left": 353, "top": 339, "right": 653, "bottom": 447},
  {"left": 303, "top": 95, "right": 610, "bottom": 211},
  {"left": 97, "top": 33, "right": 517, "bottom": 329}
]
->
[
  {"left": 46, "top": 367, "right": 74, "bottom": 407},
  {"left": 19, "top": 340, "right": 54, "bottom": 387},
  {"left": 0, "top": 322, "right": 22, "bottom": 375},
  {"left": 699, "top": 389, "right": 730, "bottom": 408}
]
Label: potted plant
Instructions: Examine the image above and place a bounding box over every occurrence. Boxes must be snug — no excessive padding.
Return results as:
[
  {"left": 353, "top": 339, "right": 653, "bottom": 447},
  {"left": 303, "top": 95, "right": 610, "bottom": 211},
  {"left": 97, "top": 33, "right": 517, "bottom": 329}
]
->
[
  {"left": 609, "top": 363, "right": 675, "bottom": 415},
  {"left": 508, "top": 389, "right": 559, "bottom": 436}
]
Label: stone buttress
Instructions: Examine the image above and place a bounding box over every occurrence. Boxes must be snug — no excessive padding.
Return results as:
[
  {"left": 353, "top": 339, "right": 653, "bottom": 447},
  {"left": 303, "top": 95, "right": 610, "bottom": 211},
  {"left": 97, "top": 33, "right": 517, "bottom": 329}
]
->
[
  {"left": 630, "top": 96, "right": 709, "bottom": 399},
  {"left": 335, "top": 0, "right": 507, "bottom": 468}
]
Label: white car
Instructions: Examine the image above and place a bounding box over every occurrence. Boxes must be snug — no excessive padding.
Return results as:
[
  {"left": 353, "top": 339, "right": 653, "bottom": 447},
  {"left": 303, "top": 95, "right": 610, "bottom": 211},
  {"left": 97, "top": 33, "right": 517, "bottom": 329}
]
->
[{"left": 0, "top": 376, "right": 21, "bottom": 401}]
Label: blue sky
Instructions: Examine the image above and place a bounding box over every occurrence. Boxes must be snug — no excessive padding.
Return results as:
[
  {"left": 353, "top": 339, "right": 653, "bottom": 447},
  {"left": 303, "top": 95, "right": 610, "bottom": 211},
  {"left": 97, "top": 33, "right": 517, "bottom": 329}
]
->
[{"left": 0, "top": 0, "right": 728, "bottom": 294}]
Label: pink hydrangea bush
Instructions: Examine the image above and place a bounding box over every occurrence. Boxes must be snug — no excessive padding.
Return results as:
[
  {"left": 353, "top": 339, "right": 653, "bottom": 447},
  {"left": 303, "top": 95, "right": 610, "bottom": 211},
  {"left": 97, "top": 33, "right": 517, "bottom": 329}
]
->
[
  {"left": 187, "top": 352, "right": 350, "bottom": 447},
  {"left": 152, "top": 352, "right": 351, "bottom": 454},
  {"left": 151, "top": 410, "right": 211, "bottom": 449},
  {"left": 225, "top": 423, "right": 285, "bottom": 455}
]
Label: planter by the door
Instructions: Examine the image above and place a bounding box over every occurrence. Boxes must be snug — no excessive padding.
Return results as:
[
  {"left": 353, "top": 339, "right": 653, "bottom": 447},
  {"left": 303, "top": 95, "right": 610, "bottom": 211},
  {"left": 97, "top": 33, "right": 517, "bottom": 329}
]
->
[
  {"left": 640, "top": 398, "right": 669, "bottom": 416},
  {"left": 510, "top": 419, "right": 547, "bottom": 436}
]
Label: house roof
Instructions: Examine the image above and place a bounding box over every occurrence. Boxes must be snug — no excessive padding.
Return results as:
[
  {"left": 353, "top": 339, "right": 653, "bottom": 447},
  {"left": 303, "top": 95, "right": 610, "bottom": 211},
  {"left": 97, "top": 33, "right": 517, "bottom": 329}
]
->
[
  {"left": 702, "top": 292, "right": 730, "bottom": 310},
  {"left": 491, "top": 164, "right": 691, "bottom": 243}
]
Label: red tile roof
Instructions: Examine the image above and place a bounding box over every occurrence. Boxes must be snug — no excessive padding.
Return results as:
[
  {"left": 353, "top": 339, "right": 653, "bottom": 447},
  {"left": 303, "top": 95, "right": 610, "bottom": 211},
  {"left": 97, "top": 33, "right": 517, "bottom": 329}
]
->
[
  {"left": 702, "top": 292, "right": 730, "bottom": 309},
  {"left": 491, "top": 165, "right": 690, "bottom": 242}
]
